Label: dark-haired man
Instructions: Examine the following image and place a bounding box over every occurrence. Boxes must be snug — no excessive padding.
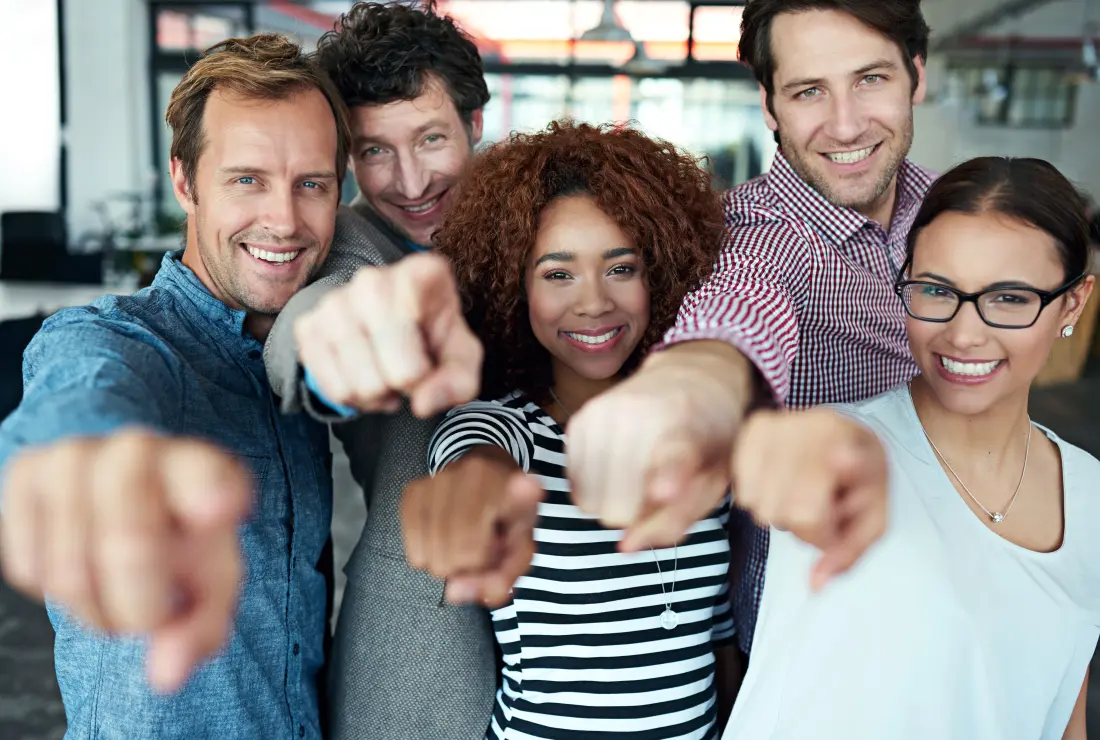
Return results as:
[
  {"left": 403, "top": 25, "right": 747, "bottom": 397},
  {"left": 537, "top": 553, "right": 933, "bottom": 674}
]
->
[
  {"left": 565, "top": 0, "right": 937, "bottom": 664},
  {"left": 260, "top": 3, "right": 498, "bottom": 739}
]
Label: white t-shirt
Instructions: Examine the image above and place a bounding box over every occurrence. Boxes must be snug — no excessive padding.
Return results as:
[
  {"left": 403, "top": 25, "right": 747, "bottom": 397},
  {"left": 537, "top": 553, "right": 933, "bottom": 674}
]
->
[{"left": 724, "top": 384, "right": 1100, "bottom": 740}]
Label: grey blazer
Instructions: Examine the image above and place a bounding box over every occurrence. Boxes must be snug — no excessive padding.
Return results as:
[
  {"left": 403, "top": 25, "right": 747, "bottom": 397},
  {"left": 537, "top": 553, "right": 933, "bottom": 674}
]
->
[{"left": 263, "top": 200, "right": 498, "bottom": 740}]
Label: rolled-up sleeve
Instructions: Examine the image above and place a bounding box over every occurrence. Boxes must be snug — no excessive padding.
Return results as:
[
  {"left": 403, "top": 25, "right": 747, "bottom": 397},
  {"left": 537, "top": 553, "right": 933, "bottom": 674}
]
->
[{"left": 659, "top": 207, "right": 810, "bottom": 406}]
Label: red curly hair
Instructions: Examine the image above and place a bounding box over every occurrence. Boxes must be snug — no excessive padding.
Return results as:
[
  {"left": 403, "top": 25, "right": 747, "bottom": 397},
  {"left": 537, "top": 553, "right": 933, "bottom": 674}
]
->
[{"left": 433, "top": 120, "right": 726, "bottom": 400}]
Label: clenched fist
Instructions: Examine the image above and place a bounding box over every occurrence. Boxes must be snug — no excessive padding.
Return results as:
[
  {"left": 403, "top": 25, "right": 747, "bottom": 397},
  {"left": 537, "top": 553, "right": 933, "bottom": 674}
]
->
[
  {"left": 732, "top": 407, "right": 889, "bottom": 590},
  {"left": 566, "top": 342, "right": 752, "bottom": 551},
  {"left": 401, "top": 446, "right": 543, "bottom": 607},
  {"left": 0, "top": 429, "right": 253, "bottom": 691},
  {"left": 294, "top": 253, "right": 483, "bottom": 418}
]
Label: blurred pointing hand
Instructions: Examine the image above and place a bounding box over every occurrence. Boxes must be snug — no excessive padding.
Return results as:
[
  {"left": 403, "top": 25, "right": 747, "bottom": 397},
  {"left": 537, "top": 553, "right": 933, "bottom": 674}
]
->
[
  {"left": 0, "top": 430, "right": 253, "bottom": 692},
  {"left": 294, "top": 253, "right": 483, "bottom": 418}
]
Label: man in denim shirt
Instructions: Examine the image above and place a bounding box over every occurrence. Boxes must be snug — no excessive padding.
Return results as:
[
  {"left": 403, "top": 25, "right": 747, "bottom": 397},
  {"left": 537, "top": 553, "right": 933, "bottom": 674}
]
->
[{"left": 0, "top": 35, "right": 351, "bottom": 739}]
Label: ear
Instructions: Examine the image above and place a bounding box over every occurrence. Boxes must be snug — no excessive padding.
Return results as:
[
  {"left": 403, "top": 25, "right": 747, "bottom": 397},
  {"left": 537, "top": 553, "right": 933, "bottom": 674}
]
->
[
  {"left": 469, "top": 108, "right": 484, "bottom": 147},
  {"left": 1059, "top": 275, "right": 1095, "bottom": 332},
  {"left": 911, "top": 55, "right": 928, "bottom": 105},
  {"left": 170, "top": 157, "right": 197, "bottom": 216},
  {"left": 760, "top": 84, "right": 778, "bottom": 132}
]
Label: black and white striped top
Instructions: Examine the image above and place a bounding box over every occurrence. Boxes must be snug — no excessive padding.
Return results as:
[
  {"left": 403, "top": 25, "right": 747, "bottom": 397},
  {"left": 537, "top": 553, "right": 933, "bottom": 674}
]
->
[{"left": 429, "top": 391, "right": 735, "bottom": 740}]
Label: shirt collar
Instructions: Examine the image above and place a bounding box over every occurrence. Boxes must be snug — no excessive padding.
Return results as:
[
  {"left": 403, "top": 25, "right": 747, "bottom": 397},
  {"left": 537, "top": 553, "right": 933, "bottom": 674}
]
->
[
  {"left": 152, "top": 251, "right": 254, "bottom": 345},
  {"left": 890, "top": 158, "right": 933, "bottom": 241},
  {"left": 768, "top": 150, "right": 926, "bottom": 247}
]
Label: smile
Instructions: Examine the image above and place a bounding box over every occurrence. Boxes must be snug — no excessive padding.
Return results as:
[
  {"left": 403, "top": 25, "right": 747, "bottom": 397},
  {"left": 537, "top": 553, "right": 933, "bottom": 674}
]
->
[
  {"left": 400, "top": 192, "right": 445, "bottom": 214},
  {"left": 940, "top": 355, "right": 1002, "bottom": 377},
  {"left": 824, "top": 145, "right": 878, "bottom": 164},
  {"left": 565, "top": 328, "right": 621, "bottom": 345},
  {"left": 244, "top": 245, "right": 301, "bottom": 264}
]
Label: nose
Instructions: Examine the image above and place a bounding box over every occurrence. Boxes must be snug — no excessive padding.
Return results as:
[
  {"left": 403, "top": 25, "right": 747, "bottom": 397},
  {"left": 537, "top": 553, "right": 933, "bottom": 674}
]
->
[
  {"left": 942, "top": 302, "right": 989, "bottom": 350},
  {"left": 259, "top": 186, "right": 300, "bottom": 239},
  {"left": 393, "top": 152, "right": 431, "bottom": 201},
  {"left": 825, "top": 89, "right": 869, "bottom": 144},
  {"left": 574, "top": 277, "right": 615, "bottom": 318}
]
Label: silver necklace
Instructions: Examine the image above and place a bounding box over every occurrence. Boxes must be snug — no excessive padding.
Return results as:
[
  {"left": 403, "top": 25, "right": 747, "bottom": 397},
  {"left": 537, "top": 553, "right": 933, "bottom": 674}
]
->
[
  {"left": 547, "top": 387, "right": 571, "bottom": 423},
  {"left": 909, "top": 384, "right": 1032, "bottom": 524},
  {"left": 652, "top": 546, "right": 680, "bottom": 630},
  {"left": 548, "top": 386, "right": 680, "bottom": 630}
]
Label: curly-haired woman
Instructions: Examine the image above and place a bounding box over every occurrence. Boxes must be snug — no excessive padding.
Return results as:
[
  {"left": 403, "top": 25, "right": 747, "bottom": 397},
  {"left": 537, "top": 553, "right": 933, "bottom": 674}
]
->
[{"left": 401, "top": 121, "right": 738, "bottom": 739}]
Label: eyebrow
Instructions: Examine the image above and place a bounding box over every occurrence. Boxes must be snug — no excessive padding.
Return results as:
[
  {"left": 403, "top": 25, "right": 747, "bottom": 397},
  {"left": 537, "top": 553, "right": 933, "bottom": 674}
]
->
[
  {"left": 914, "top": 272, "right": 1040, "bottom": 291},
  {"left": 779, "top": 59, "right": 898, "bottom": 94},
  {"left": 534, "top": 246, "right": 635, "bottom": 266},
  {"left": 218, "top": 166, "right": 338, "bottom": 180},
  {"left": 354, "top": 118, "right": 452, "bottom": 149}
]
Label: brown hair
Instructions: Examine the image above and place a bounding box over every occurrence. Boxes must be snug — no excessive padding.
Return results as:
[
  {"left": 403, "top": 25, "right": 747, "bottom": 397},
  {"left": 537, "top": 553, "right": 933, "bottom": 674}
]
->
[
  {"left": 904, "top": 157, "right": 1091, "bottom": 282},
  {"left": 165, "top": 33, "right": 352, "bottom": 201},
  {"left": 739, "top": 0, "right": 930, "bottom": 117},
  {"left": 433, "top": 121, "right": 726, "bottom": 400},
  {"left": 315, "top": 1, "right": 489, "bottom": 129}
]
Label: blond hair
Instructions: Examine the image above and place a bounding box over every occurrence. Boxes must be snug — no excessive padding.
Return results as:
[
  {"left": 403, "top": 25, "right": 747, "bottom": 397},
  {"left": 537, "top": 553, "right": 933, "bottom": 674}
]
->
[{"left": 165, "top": 33, "right": 351, "bottom": 199}]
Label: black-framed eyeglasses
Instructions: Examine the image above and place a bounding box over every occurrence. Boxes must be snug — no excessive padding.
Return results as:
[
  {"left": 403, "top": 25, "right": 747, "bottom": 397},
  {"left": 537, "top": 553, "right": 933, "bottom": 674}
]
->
[{"left": 894, "top": 273, "right": 1086, "bottom": 329}]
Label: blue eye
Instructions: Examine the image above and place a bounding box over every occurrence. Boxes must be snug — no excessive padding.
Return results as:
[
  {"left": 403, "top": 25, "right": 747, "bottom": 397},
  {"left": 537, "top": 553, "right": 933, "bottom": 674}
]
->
[
  {"left": 237, "top": 176, "right": 255, "bottom": 185},
  {"left": 302, "top": 181, "right": 319, "bottom": 189}
]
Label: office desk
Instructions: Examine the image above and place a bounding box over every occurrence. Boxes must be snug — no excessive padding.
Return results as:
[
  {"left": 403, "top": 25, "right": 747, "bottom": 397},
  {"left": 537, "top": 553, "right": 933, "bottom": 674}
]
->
[{"left": 0, "top": 281, "right": 124, "bottom": 323}]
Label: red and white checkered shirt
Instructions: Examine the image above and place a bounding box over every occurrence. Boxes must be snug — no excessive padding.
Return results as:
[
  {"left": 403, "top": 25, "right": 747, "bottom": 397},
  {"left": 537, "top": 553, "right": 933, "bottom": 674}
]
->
[{"left": 662, "top": 151, "right": 935, "bottom": 654}]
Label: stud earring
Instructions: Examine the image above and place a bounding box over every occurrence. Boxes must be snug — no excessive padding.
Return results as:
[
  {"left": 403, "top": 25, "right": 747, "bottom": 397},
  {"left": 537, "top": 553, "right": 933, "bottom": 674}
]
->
[{"left": 1061, "top": 325, "right": 1075, "bottom": 338}]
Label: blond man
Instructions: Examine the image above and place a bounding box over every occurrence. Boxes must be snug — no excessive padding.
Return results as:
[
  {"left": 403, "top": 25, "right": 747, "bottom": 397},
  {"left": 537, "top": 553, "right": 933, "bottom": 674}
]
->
[{"left": 0, "top": 35, "right": 347, "bottom": 739}]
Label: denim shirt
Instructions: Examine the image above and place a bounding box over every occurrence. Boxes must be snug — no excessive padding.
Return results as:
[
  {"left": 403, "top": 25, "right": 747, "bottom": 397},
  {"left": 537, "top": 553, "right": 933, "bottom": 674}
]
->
[{"left": 0, "top": 252, "right": 333, "bottom": 739}]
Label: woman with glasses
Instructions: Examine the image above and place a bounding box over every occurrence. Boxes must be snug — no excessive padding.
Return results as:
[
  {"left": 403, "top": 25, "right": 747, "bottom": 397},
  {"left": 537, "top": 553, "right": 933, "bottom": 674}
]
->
[{"left": 722, "top": 157, "right": 1097, "bottom": 740}]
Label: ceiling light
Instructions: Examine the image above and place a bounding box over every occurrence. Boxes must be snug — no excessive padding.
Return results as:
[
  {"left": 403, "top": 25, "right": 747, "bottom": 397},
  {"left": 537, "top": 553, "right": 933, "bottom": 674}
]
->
[
  {"left": 621, "top": 41, "right": 668, "bottom": 75},
  {"left": 579, "top": 0, "right": 634, "bottom": 42}
]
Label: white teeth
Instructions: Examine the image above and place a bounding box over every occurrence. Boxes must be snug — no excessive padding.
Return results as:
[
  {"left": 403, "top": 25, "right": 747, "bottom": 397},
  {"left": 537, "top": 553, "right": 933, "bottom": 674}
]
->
[
  {"left": 941, "top": 356, "right": 1001, "bottom": 377},
  {"left": 826, "top": 146, "right": 875, "bottom": 164},
  {"left": 402, "top": 197, "right": 439, "bottom": 213},
  {"left": 246, "top": 246, "right": 301, "bottom": 264},
  {"left": 565, "top": 328, "right": 621, "bottom": 345}
]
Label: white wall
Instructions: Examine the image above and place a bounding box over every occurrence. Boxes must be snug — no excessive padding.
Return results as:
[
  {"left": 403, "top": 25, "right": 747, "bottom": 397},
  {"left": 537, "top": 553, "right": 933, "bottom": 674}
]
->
[
  {"left": 0, "top": 0, "right": 62, "bottom": 218},
  {"left": 62, "top": 0, "right": 153, "bottom": 244},
  {"left": 911, "top": 76, "right": 1100, "bottom": 199},
  {"left": 911, "top": 0, "right": 1100, "bottom": 199}
]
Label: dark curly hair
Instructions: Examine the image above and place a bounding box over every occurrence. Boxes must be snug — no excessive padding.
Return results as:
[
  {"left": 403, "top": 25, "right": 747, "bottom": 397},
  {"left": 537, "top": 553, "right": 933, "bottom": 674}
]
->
[
  {"left": 314, "top": 1, "right": 490, "bottom": 129},
  {"left": 433, "top": 121, "right": 726, "bottom": 400}
]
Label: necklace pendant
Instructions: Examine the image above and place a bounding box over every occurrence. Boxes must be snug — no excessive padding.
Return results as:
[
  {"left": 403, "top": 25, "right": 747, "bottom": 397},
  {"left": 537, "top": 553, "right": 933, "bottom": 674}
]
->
[
  {"left": 991, "top": 512, "right": 1005, "bottom": 524},
  {"left": 660, "top": 607, "right": 679, "bottom": 631}
]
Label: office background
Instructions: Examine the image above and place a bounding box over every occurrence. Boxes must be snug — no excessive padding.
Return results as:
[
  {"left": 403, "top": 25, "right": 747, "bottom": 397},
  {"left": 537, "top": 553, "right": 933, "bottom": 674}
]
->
[{"left": 1, "top": 1, "right": 1100, "bottom": 738}]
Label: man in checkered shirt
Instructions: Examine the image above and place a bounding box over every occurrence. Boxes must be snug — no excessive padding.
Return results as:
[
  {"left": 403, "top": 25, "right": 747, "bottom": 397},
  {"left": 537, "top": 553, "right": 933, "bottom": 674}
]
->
[{"left": 565, "top": 0, "right": 934, "bottom": 672}]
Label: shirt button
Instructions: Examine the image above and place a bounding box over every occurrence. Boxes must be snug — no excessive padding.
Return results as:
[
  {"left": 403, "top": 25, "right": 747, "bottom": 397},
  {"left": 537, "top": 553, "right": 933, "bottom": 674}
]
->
[
  {"left": 293, "top": 643, "right": 300, "bottom": 656},
  {"left": 248, "top": 349, "right": 261, "bottom": 360},
  {"left": 299, "top": 725, "right": 305, "bottom": 738}
]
